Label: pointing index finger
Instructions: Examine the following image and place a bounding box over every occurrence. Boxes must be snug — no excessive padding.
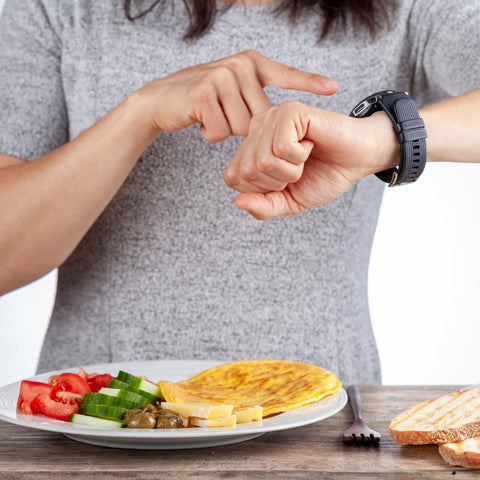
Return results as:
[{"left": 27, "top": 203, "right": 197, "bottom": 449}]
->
[{"left": 246, "top": 51, "right": 339, "bottom": 96}]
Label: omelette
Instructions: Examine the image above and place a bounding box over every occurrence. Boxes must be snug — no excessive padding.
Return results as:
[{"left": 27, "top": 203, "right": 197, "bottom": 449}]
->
[{"left": 158, "top": 359, "right": 342, "bottom": 417}]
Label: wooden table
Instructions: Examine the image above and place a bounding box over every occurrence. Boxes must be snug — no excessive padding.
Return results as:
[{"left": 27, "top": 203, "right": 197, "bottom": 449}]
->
[{"left": 0, "top": 386, "right": 476, "bottom": 479}]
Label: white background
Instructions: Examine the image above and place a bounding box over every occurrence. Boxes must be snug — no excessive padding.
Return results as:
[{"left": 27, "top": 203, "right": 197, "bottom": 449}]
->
[{"left": 1, "top": 0, "right": 479, "bottom": 387}]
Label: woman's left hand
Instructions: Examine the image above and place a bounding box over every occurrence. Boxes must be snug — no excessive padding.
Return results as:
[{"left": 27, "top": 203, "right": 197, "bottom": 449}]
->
[{"left": 224, "top": 101, "right": 399, "bottom": 219}]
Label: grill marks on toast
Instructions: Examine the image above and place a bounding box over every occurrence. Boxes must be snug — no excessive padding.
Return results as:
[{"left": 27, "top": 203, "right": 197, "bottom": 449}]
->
[
  {"left": 393, "top": 388, "right": 480, "bottom": 431},
  {"left": 414, "top": 391, "right": 478, "bottom": 429},
  {"left": 442, "top": 397, "right": 480, "bottom": 427},
  {"left": 393, "top": 397, "right": 438, "bottom": 429},
  {"left": 390, "top": 387, "right": 480, "bottom": 445},
  {"left": 396, "top": 396, "right": 453, "bottom": 430}
]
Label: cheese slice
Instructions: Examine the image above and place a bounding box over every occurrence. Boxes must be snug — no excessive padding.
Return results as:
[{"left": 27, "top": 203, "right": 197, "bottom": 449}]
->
[
  {"left": 190, "top": 415, "right": 237, "bottom": 428},
  {"left": 160, "top": 402, "right": 234, "bottom": 420},
  {"left": 234, "top": 406, "right": 263, "bottom": 424}
]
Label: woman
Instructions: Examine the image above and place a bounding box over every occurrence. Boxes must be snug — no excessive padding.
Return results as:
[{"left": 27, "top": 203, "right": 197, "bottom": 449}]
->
[{"left": 0, "top": 0, "right": 478, "bottom": 383}]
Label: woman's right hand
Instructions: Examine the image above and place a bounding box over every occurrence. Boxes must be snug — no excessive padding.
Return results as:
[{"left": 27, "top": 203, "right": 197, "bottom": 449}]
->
[
  {"left": 133, "top": 50, "right": 338, "bottom": 143},
  {"left": 0, "top": 51, "right": 337, "bottom": 295}
]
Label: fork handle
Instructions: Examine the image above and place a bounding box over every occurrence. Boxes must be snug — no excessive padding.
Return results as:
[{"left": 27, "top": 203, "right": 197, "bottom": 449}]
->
[{"left": 347, "top": 385, "right": 363, "bottom": 421}]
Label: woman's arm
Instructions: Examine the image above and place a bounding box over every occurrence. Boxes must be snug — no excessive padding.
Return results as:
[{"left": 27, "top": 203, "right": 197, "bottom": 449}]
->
[
  {"left": 419, "top": 89, "right": 480, "bottom": 164},
  {"left": 224, "top": 88, "right": 480, "bottom": 219},
  {"left": 0, "top": 97, "right": 153, "bottom": 295},
  {"left": 0, "top": 50, "right": 337, "bottom": 295}
]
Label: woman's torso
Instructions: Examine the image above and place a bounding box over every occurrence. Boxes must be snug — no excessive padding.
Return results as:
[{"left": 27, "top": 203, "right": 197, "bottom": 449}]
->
[{"left": 38, "top": 0, "right": 425, "bottom": 382}]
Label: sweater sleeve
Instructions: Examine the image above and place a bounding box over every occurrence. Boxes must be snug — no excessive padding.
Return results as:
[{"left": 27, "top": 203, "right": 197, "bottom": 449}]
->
[
  {"left": 0, "top": 0, "right": 68, "bottom": 160},
  {"left": 408, "top": 0, "right": 480, "bottom": 105}
]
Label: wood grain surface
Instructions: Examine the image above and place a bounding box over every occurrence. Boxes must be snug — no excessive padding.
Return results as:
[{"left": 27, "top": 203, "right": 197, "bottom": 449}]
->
[{"left": 0, "top": 386, "right": 476, "bottom": 479}]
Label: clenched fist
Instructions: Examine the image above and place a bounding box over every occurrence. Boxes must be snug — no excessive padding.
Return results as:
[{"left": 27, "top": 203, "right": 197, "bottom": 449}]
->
[{"left": 224, "top": 101, "right": 399, "bottom": 219}]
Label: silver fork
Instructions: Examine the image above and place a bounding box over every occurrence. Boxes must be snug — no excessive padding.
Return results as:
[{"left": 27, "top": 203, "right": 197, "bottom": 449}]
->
[{"left": 343, "top": 385, "right": 381, "bottom": 444}]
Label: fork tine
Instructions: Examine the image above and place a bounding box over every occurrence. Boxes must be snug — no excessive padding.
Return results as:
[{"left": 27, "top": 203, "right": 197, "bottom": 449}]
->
[{"left": 343, "top": 385, "right": 381, "bottom": 445}]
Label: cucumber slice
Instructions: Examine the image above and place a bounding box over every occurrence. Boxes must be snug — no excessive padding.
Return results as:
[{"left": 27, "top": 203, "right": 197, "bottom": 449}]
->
[
  {"left": 98, "top": 387, "right": 151, "bottom": 406},
  {"left": 81, "top": 392, "right": 138, "bottom": 410},
  {"left": 108, "top": 379, "right": 159, "bottom": 404},
  {"left": 117, "top": 371, "right": 162, "bottom": 398},
  {"left": 70, "top": 413, "right": 124, "bottom": 428},
  {"left": 79, "top": 404, "right": 128, "bottom": 421}
]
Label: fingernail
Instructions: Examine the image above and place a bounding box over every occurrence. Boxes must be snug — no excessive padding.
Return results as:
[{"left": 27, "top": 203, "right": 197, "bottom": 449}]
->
[{"left": 322, "top": 78, "right": 338, "bottom": 90}]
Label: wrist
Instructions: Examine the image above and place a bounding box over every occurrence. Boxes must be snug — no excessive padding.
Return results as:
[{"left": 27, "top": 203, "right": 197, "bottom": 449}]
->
[
  {"left": 364, "top": 111, "right": 400, "bottom": 177},
  {"left": 123, "top": 87, "right": 164, "bottom": 141}
]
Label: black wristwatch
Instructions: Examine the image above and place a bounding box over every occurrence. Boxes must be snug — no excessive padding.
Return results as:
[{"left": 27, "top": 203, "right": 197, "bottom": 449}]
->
[{"left": 350, "top": 90, "right": 427, "bottom": 187}]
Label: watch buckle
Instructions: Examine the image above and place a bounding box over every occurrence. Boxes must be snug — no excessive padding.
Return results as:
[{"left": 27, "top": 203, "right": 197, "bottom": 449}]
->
[{"left": 388, "top": 170, "right": 399, "bottom": 187}]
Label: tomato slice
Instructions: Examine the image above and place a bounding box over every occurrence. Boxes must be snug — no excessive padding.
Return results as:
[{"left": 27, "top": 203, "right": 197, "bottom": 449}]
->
[
  {"left": 51, "top": 381, "right": 70, "bottom": 394},
  {"left": 17, "top": 380, "right": 54, "bottom": 415},
  {"left": 18, "top": 370, "right": 112, "bottom": 420},
  {"left": 86, "top": 382, "right": 102, "bottom": 393},
  {"left": 35, "top": 393, "right": 79, "bottom": 421},
  {"left": 54, "top": 390, "right": 83, "bottom": 404},
  {"left": 30, "top": 394, "right": 43, "bottom": 414},
  {"left": 49, "top": 373, "right": 91, "bottom": 396},
  {"left": 86, "top": 373, "right": 114, "bottom": 392}
]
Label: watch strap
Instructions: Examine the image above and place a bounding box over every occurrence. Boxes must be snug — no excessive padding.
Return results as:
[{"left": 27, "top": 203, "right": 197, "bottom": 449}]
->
[
  {"left": 350, "top": 91, "right": 427, "bottom": 187},
  {"left": 375, "top": 93, "right": 427, "bottom": 186}
]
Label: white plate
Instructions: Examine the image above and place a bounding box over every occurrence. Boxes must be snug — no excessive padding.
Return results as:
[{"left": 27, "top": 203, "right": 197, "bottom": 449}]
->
[{"left": 0, "top": 360, "right": 347, "bottom": 450}]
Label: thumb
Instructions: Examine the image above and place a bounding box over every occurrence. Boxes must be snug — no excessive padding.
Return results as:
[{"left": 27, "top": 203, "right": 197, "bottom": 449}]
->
[
  {"left": 299, "top": 139, "right": 315, "bottom": 159},
  {"left": 234, "top": 190, "right": 306, "bottom": 220}
]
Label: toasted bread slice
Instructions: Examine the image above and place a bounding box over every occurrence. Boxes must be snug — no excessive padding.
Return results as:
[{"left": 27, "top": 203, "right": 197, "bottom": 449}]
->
[
  {"left": 439, "top": 436, "right": 480, "bottom": 468},
  {"left": 389, "top": 386, "right": 480, "bottom": 444}
]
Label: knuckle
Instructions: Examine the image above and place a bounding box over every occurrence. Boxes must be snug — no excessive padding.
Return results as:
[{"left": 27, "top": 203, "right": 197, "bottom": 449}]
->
[
  {"left": 273, "top": 141, "right": 290, "bottom": 159},
  {"left": 234, "top": 123, "right": 250, "bottom": 137},
  {"left": 257, "top": 154, "right": 275, "bottom": 174},
  {"left": 188, "top": 84, "right": 215, "bottom": 104},
  {"left": 248, "top": 113, "right": 264, "bottom": 133},
  {"left": 211, "top": 65, "right": 234, "bottom": 83},
  {"left": 241, "top": 49, "right": 260, "bottom": 60},
  {"left": 225, "top": 55, "right": 249, "bottom": 74},
  {"left": 223, "top": 168, "right": 236, "bottom": 187},
  {"left": 282, "top": 65, "right": 299, "bottom": 80},
  {"left": 214, "top": 131, "right": 230, "bottom": 143},
  {"left": 221, "top": 123, "right": 233, "bottom": 139},
  {"left": 230, "top": 116, "right": 252, "bottom": 138},
  {"left": 280, "top": 100, "right": 302, "bottom": 112},
  {"left": 239, "top": 163, "right": 256, "bottom": 182},
  {"left": 264, "top": 105, "right": 279, "bottom": 119},
  {"left": 203, "top": 127, "right": 229, "bottom": 143},
  {"left": 289, "top": 167, "right": 303, "bottom": 183},
  {"left": 201, "top": 130, "right": 216, "bottom": 143}
]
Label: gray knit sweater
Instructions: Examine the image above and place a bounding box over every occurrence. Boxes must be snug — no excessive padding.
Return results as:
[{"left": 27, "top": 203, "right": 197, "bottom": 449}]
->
[{"left": 0, "top": 0, "right": 478, "bottom": 383}]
